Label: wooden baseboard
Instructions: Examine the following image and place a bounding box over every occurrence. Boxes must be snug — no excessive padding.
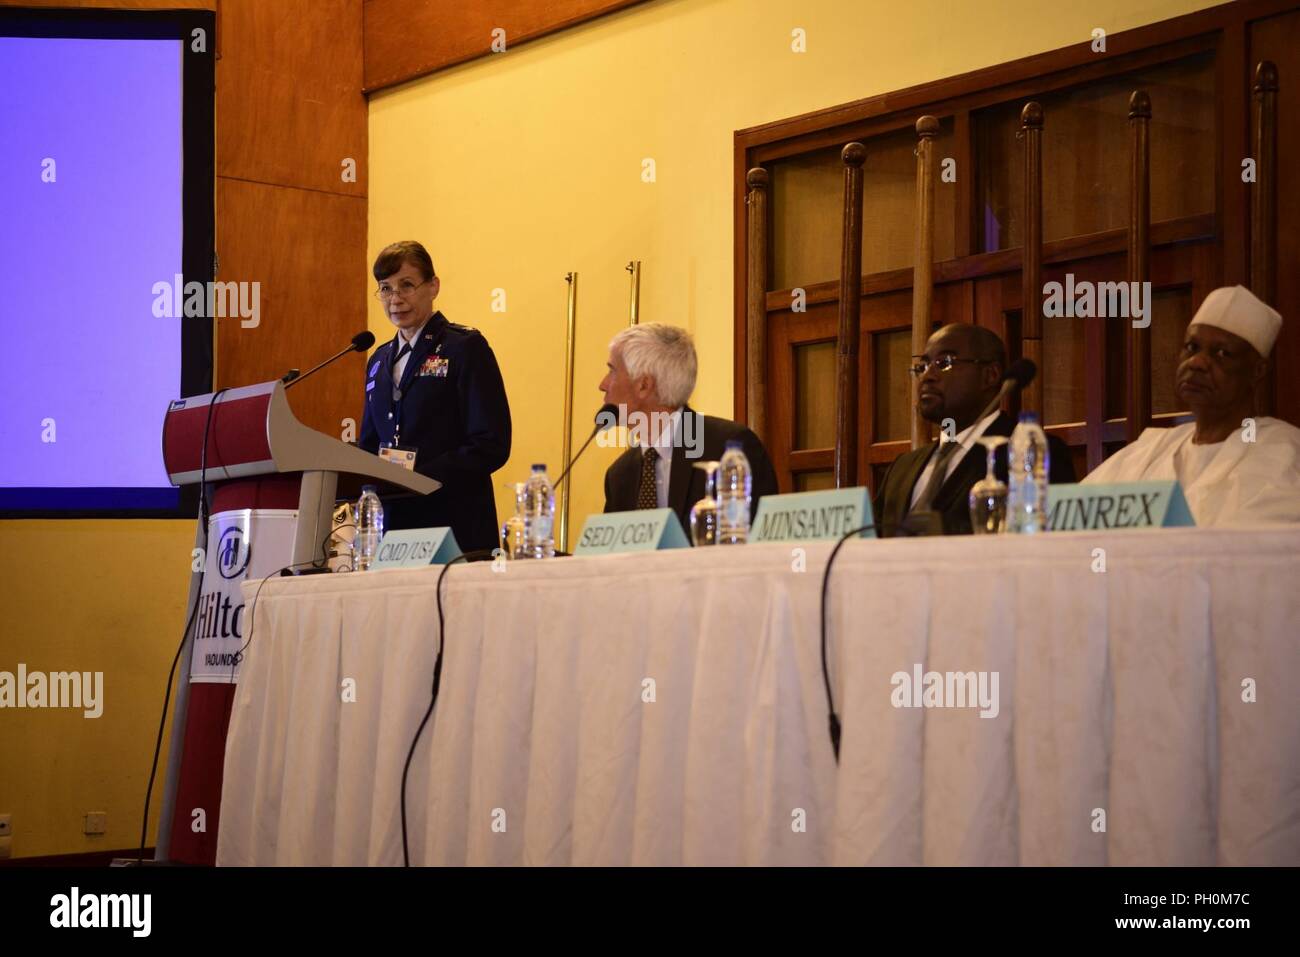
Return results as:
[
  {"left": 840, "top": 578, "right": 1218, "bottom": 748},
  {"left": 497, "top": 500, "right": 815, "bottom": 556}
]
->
[{"left": 0, "top": 847, "right": 155, "bottom": 868}]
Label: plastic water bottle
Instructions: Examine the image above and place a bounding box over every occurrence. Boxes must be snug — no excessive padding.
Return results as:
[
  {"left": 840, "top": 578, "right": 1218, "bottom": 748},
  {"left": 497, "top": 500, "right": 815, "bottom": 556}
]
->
[
  {"left": 717, "top": 440, "right": 752, "bottom": 545},
  {"left": 523, "top": 464, "right": 555, "bottom": 559},
  {"left": 355, "top": 485, "right": 384, "bottom": 570},
  {"left": 1007, "top": 412, "right": 1050, "bottom": 533}
]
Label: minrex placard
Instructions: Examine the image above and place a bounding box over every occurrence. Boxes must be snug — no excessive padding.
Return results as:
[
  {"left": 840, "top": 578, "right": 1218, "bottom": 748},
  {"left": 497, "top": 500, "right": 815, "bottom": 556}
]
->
[
  {"left": 574, "top": 508, "right": 689, "bottom": 555},
  {"left": 751, "top": 487, "right": 876, "bottom": 542},
  {"left": 1046, "top": 481, "right": 1194, "bottom": 531},
  {"left": 373, "top": 527, "right": 462, "bottom": 568}
]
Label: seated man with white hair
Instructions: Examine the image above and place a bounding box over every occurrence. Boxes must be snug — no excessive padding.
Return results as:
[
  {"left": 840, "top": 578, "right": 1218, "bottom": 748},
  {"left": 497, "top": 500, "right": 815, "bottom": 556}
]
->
[
  {"left": 1084, "top": 285, "right": 1300, "bottom": 526},
  {"left": 600, "top": 323, "right": 779, "bottom": 531}
]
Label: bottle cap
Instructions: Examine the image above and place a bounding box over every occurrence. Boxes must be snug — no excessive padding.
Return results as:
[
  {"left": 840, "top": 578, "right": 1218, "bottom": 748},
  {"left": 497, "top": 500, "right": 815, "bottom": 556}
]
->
[
  {"left": 531, "top": 463, "right": 546, "bottom": 471},
  {"left": 1017, "top": 412, "right": 1040, "bottom": 424},
  {"left": 725, "top": 439, "right": 743, "bottom": 450},
  {"left": 362, "top": 484, "right": 377, "bottom": 493}
]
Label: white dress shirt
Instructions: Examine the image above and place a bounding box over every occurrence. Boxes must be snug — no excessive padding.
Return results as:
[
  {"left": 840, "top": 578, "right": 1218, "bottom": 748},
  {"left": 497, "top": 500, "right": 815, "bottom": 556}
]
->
[
  {"left": 910, "top": 411, "right": 1000, "bottom": 509},
  {"left": 639, "top": 408, "right": 682, "bottom": 509},
  {"left": 391, "top": 317, "right": 431, "bottom": 398}
]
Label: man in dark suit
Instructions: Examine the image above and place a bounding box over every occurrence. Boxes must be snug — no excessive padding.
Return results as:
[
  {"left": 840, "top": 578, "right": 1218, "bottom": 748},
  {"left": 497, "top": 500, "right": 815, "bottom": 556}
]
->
[
  {"left": 600, "top": 323, "right": 778, "bottom": 533},
  {"left": 360, "top": 241, "right": 511, "bottom": 552},
  {"left": 874, "top": 323, "right": 1076, "bottom": 536}
]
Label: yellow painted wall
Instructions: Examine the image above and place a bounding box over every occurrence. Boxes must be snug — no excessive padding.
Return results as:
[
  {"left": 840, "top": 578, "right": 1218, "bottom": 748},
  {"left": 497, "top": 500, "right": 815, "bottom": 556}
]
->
[
  {"left": 367, "top": 0, "right": 1219, "bottom": 532},
  {"left": 0, "top": 520, "right": 193, "bottom": 858}
]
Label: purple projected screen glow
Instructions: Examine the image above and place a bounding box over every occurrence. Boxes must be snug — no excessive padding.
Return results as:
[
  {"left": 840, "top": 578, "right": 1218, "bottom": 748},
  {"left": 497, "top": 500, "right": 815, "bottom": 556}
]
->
[{"left": 0, "top": 36, "right": 182, "bottom": 495}]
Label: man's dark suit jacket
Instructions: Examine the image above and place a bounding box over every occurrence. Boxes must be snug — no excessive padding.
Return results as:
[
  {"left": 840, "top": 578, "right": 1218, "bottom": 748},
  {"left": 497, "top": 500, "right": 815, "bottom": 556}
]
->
[
  {"left": 603, "top": 407, "right": 779, "bottom": 534},
  {"left": 873, "top": 411, "right": 1077, "bottom": 537},
  {"left": 360, "top": 311, "right": 512, "bottom": 553}
]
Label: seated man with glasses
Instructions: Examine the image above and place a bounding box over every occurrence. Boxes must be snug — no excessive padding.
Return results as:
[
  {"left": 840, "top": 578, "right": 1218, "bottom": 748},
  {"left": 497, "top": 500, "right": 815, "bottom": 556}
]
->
[
  {"left": 873, "top": 323, "right": 1076, "bottom": 536},
  {"left": 359, "top": 240, "right": 512, "bottom": 552}
]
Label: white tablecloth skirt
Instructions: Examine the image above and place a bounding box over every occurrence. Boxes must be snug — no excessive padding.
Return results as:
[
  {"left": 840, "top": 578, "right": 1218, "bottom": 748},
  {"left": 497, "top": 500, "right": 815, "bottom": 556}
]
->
[{"left": 216, "top": 527, "right": 1300, "bottom": 866}]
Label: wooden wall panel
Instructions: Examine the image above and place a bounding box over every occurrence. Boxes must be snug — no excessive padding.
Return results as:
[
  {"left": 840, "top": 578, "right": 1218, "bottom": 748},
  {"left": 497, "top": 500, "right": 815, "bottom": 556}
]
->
[
  {"left": 12, "top": 0, "right": 213, "bottom": 8},
  {"left": 363, "top": 0, "right": 646, "bottom": 92},
  {"left": 216, "top": 0, "right": 367, "bottom": 196},
  {"left": 214, "top": 179, "right": 367, "bottom": 435},
  {"left": 212, "top": 0, "right": 368, "bottom": 436}
]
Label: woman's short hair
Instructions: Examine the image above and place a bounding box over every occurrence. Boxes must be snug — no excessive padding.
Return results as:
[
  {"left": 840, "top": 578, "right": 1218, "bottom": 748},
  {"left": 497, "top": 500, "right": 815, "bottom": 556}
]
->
[
  {"left": 373, "top": 240, "right": 436, "bottom": 282},
  {"left": 610, "top": 323, "right": 698, "bottom": 409}
]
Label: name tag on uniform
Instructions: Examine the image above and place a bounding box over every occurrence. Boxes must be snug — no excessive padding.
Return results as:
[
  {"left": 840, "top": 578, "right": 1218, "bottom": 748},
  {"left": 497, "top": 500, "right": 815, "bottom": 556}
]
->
[
  {"left": 378, "top": 444, "right": 417, "bottom": 470},
  {"left": 418, "top": 356, "right": 449, "bottom": 377}
]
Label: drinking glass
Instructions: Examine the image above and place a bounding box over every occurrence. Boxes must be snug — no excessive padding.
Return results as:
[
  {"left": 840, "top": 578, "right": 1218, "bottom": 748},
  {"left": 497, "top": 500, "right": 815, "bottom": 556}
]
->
[
  {"left": 688, "top": 461, "right": 721, "bottom": 546},
  {"left": 500, "top": 482, "right": 527, "bottom": 559},
  {"left": 969, "top": 436, "right": 1009, "bottom": 534}
]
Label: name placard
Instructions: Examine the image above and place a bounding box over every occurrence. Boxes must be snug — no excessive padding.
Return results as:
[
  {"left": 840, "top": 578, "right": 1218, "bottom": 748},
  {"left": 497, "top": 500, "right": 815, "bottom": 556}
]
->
[
  {"left": 751, "top": 487, "right": 876, "bottom": 542},
  {"left": 1046, "top": 481, "right": 1194, "bottom": 531},
  {"left": 372, "top": 527, "right": 462, "bottom": 568},
  {"left": 573, "top": 508, "right": 689, "bottom": 555}
]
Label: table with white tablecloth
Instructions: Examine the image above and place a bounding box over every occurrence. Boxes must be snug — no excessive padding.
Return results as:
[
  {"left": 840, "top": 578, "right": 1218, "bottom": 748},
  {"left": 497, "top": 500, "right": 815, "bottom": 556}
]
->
[{"left": 215, "top": 526, "right": 1300, "bottom": 866}]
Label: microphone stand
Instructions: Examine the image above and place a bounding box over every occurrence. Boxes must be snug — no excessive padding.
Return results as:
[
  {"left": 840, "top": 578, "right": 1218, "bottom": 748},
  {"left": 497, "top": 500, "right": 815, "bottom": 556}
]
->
[
  {"left": 283, "top": 343, "right": 360, "bottom": 390},
  {"left": 552, "top": 426, "right": 602, "bottom": 498}
]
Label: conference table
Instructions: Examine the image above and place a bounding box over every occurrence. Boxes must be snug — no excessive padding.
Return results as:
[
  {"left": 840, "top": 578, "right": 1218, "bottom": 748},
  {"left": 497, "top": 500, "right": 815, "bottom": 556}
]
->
[{"left": 215, "top": 526, "right": 1299, "bottom": 866}]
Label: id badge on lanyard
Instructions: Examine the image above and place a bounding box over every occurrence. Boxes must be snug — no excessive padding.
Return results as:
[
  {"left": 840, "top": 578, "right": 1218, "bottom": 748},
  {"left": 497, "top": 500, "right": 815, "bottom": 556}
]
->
[{"left": 378, "top": 443, "right": 417, "bottom": 470}]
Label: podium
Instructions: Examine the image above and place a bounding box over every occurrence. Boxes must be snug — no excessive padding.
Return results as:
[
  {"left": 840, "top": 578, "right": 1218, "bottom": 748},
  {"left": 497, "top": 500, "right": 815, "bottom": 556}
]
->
[{"left": 155, "top": 380, "right": 437, "bottom": 864}]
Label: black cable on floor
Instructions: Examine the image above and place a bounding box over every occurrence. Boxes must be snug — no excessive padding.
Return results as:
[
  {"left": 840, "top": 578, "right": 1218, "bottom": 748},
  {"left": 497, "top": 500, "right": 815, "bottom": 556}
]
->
[
  {"left": 819, "top": 523, "right": 876, "bottom": 764},
  {"left": 138, "top": 388, "right": 227, "bottom": 864},
  {"left": 401, "top": 547, "right": 495, "bottom": 867}
]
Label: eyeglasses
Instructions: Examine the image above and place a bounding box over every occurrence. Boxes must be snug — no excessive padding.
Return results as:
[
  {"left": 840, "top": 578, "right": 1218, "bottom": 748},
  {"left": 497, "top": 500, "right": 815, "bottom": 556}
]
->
[
  {"left": 374, "top": 279, "right": 429, "bottom": 302},
  {"left": 908, "top": 356, "right": 990, "bottom": 376}
]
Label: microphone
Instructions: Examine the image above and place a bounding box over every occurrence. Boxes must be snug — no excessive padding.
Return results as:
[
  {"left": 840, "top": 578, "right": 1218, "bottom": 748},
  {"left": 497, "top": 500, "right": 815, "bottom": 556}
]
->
[
  {"left": 552, "top": 403, "right": 619, "bottom": 495},
  {"left": 974, "top": 357, "right": 1036, "bottom": 424},
  {"left": 283, "top": 331, "right": 376, "bottom": 390}
]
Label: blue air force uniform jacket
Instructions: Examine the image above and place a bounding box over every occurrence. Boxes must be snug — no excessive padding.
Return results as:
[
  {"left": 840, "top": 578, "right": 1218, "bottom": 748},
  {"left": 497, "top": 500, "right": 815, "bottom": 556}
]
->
[{"left": 359, "top": 311, "right": 512, "bottom": 552}]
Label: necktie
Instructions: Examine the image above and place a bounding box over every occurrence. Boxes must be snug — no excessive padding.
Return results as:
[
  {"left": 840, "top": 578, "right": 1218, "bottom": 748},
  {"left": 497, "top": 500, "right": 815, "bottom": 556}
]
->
[
  {"left": 637, "top": 448, "right": 659, "bottom": 510},
  {"left": 392, "top": 342, "right": 413, "bottom": 400},
  {"left": 910, "top": 439, "right": 962, "bottom": 514}
]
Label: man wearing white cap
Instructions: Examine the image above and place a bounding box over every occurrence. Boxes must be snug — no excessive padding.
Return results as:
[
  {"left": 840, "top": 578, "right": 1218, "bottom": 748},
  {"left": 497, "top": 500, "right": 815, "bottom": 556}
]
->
[{"left": 1083, "top": 285, "right": 1300, "bottom": 526}]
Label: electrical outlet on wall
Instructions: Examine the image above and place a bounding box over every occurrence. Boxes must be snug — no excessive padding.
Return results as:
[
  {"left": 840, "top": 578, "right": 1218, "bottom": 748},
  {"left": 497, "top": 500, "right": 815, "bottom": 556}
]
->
[{"left": 84, "top": 811, "right": 107, "bottom": 835}]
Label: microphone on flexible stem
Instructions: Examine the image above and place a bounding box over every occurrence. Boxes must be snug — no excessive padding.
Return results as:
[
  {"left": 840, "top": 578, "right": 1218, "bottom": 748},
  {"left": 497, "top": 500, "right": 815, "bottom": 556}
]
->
[
  {"left": 282, "top": 331, "right": 376, "bottom": 390},
  {"left": 980, "top": 357, "right": 1037, "bottom": 423},
  {"left": 899, "top": 358, "right": 1037, "bottom": 536},
  {"left": 552, "top": 403, "right": 619, "bottom": 495}
]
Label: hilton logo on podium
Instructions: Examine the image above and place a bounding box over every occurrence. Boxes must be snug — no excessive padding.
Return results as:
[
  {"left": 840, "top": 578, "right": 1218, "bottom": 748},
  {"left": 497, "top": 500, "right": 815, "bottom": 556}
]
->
[{"left": 216, "top": 525, "right": 251, "bottom": 579}]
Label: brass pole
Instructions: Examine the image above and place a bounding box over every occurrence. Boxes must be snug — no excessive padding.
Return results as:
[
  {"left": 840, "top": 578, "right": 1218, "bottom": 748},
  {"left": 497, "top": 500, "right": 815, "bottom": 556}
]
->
[
  {"left": 558, "top": 272, "right": 578, "bottom": 553},
  {"left": 626, "top": 260, "right": 641, "bottom": 325}
]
